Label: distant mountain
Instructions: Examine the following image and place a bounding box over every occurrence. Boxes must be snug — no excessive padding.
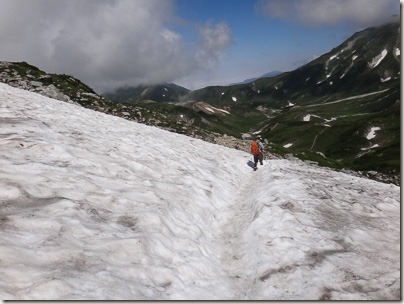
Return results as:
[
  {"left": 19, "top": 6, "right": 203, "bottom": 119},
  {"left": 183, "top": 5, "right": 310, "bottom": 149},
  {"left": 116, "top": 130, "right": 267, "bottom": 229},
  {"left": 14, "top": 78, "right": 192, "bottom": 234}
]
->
[
  {"left": 102, "top": 83, "right": 190, "bottom": 103},
  {"left": 189, "top": 21, "right": 400, "bottom": 106},
  {"left": 232, "top": 71, "right": 284, "bottom": 85}
]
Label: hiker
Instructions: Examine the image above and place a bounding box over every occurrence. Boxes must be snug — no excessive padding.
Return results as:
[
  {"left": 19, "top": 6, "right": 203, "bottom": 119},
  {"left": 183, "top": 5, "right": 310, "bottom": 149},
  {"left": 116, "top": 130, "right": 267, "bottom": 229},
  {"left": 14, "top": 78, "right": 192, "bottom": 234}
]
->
[{"left": 251, "top": 136, "right": 264, "bottom": 170}]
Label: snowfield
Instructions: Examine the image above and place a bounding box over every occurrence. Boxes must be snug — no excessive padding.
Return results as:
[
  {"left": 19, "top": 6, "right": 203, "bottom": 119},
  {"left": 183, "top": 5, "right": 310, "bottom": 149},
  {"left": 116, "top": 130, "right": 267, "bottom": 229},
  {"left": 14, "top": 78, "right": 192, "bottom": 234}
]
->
[{"left": 0, "top": 83, "right": 400, "bottom": 300}]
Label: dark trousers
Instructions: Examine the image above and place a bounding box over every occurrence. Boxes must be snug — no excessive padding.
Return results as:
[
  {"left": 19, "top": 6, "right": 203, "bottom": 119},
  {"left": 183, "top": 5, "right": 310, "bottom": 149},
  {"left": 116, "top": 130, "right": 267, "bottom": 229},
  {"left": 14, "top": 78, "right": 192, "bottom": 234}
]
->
[{"left": 253, "top": 153, "right": 263, "bottom": 167}]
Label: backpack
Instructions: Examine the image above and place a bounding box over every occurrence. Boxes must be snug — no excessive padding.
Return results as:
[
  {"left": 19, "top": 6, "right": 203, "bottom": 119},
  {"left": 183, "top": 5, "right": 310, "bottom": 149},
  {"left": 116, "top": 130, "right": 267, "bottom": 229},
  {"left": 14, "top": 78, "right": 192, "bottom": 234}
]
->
[{"left": 251, "top": 141, "right": 260, "bottom": 155}]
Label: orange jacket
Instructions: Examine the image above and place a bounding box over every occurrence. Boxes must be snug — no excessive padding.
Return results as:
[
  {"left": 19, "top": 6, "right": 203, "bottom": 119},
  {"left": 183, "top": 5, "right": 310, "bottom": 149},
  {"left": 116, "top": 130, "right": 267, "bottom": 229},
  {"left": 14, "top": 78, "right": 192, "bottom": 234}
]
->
[{"left": 251, "top": 141, "right": 260, "bottom": 155}]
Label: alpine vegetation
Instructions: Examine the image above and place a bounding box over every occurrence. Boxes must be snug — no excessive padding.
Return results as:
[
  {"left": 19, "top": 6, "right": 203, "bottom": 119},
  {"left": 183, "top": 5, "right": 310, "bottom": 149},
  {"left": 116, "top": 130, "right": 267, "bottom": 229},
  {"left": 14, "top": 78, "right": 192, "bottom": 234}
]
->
[{"left": 0, "top": 83, "right": 399, "bottom": 300}]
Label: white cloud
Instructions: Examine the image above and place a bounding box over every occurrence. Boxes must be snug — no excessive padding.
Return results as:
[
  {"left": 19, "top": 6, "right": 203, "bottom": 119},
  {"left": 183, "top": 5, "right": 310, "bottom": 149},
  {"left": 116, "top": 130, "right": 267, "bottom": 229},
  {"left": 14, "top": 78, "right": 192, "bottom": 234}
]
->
[
  {"left": 256, "top": 0, "right": 399, "bottom": 27},
  {"left": 195, "top": 22, "right": 233, "bottom": 68},
  {"left": 0, "top": 0, "right": 233, "bottom": 92}
]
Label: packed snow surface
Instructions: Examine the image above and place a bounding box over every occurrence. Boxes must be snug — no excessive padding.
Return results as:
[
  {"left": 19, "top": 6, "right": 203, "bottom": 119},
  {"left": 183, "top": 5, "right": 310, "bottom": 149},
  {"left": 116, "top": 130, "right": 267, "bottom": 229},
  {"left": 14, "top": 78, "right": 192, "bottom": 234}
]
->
[{"left": 0, "top": 84, "right": 400, "bottom": 300}]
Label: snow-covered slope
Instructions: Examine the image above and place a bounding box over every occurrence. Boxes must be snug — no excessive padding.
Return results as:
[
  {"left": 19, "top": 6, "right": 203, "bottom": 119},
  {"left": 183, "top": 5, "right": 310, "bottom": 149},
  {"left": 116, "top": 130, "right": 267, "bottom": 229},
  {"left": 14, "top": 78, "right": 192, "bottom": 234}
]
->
[{"left": 0, "top": 83, "right": 400, "bottom": 300}]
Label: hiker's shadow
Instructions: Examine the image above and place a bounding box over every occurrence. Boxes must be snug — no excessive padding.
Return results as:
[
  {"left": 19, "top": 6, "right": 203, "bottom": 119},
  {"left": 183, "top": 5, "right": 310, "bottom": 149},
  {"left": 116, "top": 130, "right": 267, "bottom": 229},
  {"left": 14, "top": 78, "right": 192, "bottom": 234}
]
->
[{"left": 247, "top": 160, "right": 255, "bottom": 169}]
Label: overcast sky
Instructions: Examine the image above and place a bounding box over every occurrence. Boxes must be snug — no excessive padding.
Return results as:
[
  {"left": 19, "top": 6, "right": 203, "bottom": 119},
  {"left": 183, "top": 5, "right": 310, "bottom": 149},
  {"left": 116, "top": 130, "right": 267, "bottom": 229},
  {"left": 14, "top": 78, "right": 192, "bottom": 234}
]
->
[{"left": 0, "top": 0, "right": 399, "bottom": 92}]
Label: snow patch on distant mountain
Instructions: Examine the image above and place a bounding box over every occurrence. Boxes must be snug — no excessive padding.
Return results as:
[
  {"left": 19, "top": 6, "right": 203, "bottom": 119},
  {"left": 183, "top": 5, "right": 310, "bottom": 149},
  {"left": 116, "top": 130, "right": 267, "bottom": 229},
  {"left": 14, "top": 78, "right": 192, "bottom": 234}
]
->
[
  {"left": 368, "top": 49, "right": 388, "bottom": 68},
  {"left": 366, "top": 127, "right": 381, "bottom": 140}
]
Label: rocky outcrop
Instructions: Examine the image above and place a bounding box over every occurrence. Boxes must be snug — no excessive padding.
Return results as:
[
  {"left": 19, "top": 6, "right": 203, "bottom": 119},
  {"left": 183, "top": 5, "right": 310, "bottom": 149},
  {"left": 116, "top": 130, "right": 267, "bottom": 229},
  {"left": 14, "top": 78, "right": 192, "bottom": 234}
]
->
[
  {"left": 1, "top": 62, "right": 71, "bottom": 103},
  {"left": 0, "top": 61, "right": 107, "bottom": 107}
]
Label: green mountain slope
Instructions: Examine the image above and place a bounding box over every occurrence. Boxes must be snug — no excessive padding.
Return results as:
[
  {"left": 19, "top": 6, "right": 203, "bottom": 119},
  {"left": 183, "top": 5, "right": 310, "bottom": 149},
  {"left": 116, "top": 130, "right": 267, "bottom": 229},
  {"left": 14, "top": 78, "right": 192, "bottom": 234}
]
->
[
  {"left": 103, "top": 83, "right": 190, "bottom": 103},
  {"left": 185, "top": 22, "right": 400, "bottom": 181}
]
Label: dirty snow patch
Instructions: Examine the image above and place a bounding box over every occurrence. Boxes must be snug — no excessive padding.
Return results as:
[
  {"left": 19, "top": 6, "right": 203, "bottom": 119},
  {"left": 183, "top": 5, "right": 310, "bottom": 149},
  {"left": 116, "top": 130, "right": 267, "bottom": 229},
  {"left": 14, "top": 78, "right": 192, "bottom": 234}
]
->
[{"left": 217, "top": 108, "right": 230, "bottom": 114}]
